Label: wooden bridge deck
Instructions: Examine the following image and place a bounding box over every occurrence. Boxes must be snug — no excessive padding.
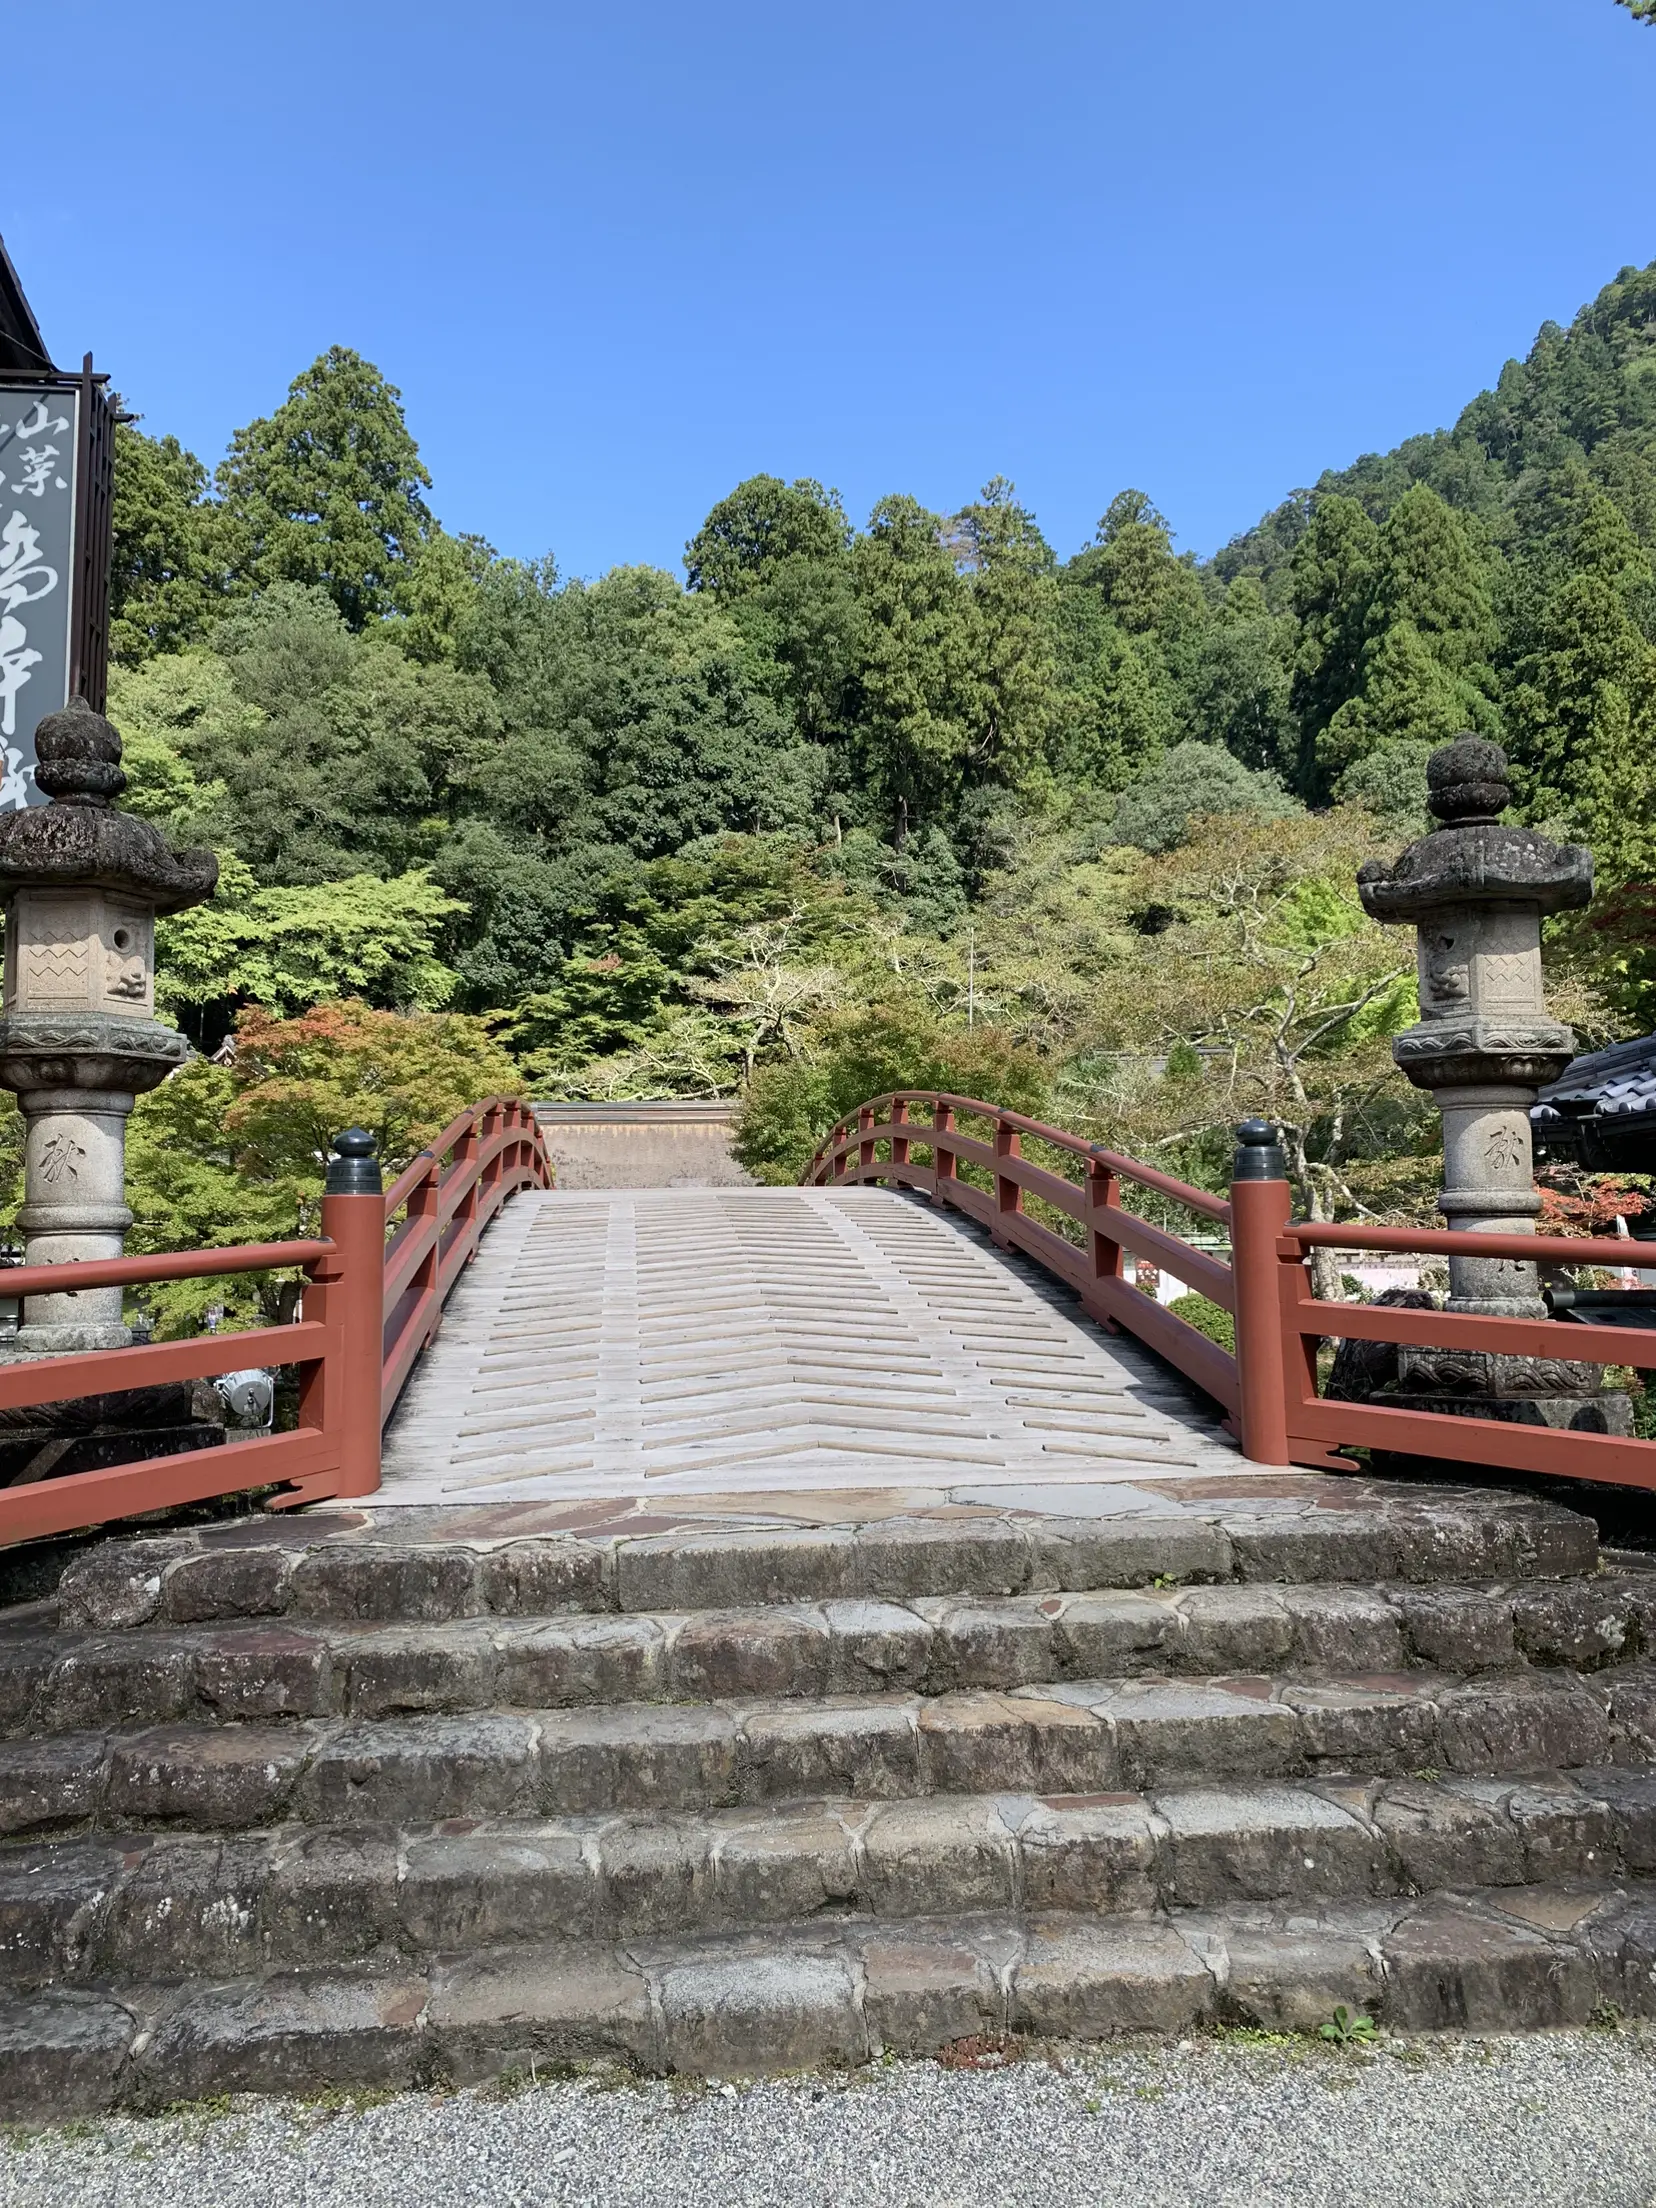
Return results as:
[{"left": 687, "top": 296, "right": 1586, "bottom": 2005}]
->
[{"left": 378, "top": 1187, "right": 1254, "bottom": 1507}]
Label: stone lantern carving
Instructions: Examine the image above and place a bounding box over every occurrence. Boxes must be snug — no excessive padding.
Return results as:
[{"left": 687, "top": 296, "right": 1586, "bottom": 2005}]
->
[
  {"left": 1355, "top": 732, "right": 1629, "bottom": 1431},
  {"left": 0, "top": 698, "right": 217, "bottom": 1355}
]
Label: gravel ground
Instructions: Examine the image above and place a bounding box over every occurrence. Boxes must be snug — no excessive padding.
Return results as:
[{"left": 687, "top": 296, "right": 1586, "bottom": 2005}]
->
[{"left": 3, "top": 2032, "right": 1655, "bottom": 2208}]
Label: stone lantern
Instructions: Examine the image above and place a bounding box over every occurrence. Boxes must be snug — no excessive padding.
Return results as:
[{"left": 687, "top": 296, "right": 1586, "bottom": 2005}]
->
[
  {"left": 0, "top": 697, "right": 217, "bottom": 1355},
  {"left": 1355, "top": 732, "right": 1629, "bottom": 1431}
]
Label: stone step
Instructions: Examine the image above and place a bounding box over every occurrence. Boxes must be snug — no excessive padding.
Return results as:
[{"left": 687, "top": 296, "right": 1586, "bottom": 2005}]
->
[
  {"left": 42, "top": 1492, "right": 1605, "bottom": 1634},
  {"left": 6, "top": 1574, "right": 1652, "bottom": 1739},
  {"left": 4, "top": 1880, "right": 1653, "bottom": 2115},
  {"left": 6, "top": 1665, "right": 1654, "bottom": 1838},
  {"left": 2, "top": 1770, "right": 1653, "bottom": 1991}
]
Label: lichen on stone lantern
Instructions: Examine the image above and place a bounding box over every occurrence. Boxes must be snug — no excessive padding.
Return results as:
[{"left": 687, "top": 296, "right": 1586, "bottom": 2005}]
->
[
  {"left": 0, "top": 697, "right": 217, "bottom": 1354},
  {"left": 1355, "top": 732, "right": 1626, "bottom": 1431}
]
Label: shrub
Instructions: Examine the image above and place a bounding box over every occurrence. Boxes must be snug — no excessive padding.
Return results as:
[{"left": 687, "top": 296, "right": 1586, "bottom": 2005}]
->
[
  {"left": 1110, "top": 742, "right": 1297, "bottom": 854},
  {"left": 733, "top": 1004, "right": 1048, "bottom": 1184}
]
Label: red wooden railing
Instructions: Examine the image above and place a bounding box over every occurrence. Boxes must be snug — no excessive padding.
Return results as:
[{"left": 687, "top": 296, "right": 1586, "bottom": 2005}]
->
[
  {"left": 808, "top": 1094, "right": 1656, "bottom": 1494},
  {"left": 0, "top": 1097, "right": 551, "bottom": 1547},
  {"left": 806, "top": 1093, "right": 1239, "bottom": 1418}
]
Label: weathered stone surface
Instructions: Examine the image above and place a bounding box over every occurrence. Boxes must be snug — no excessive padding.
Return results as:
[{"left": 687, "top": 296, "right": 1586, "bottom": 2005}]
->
[
  {"left": 0, "top": 1733, "right": 109, "bottom": 1835},
  {"left": 1435, "top": 1675, "right": 1611, "bottom": 1775},
  {"left": 655, "top": 1947, "right": 864, "bottom": 2073},
  {"left": 45, "top": 1634, "right": 194, "bottom": 1732},
  {"left": 108, "top": 1724, "right": 310, "bottom": 1829},
  {"left": 0, "top": 1640, "right": 52, "bottom": 1736},
  {"left": 290, "top": 1545, "right": 482, "bottom": 1624},
  {"left": 0, "top": 1840, "right": 125, "bottom": 1985},
  {"left": 619, "top": 1530, "right": 854, "bottom": 1613},
  {"left": 1513, "top": 1582, "right": 1633, "bottom": 1669},
  {"left": 930, "top": 1599, "right": 1053, "bottom": 1688},
  {"left": 854, "top": 1518, "right": 1029, "bottom": 1600},
  {"left": 821, "top": 1600, "right": 932, "bottom": 1695},
  {"left": 711, "top": 1807, "right": 860, "bottom": 1926},
  {"left": 1157, "top": 1784, "right": 1382, "bottom": 1905},
  {"left": 1373, "top": 1779, "right": 1526, "bottom": 1891},
  {"left": 1609, "top": 1664, "right": 1656, "bottom": 1758},
  {"left": 427, "top": 1941, "right": 652, "bottom": 2080},
  {"left": 670, "top": 1610, "right": 828, "bottom": 1702},
  {"left": 0, "top": 1989, "right": 134, "bottom": 2118},
  {"left": 859, "top": 1927, "right": 1000, "bottom": 2052},
  {"left": 1012, "top": 1920, "right": 1212, "bottom": 2036},
  {"left": 1219, "top": 1925, "right": 1383, "bottom": 2031},
  {"left": 744, "top": 1698, "right": 921, "bottom": 1802},
  {"left": 1225, "top": 1514, "right": 1397, "bottom": 1585},
  {"left": 137, "top": 1970, "right": 428, "bottom": 2098},
  {"left": 1014, "top": 1794, "right": 1160, "bottom": 1912},
  {"left": 264, "top": 1826, "right": 400, "bottom": 1965},
  {"left": 1105, "top": 1681, "right": 1299, "bottom": 1787},
  {"left": 600, "top": 1818, "right": 715, "bottom": 1937},
  {"left": 1381, "top": 1903, "right": 1594, "bottom": 2030},
  {"left": 1284, "top": 1678, "right": 1438, "bottom": 1774},
  {"left": 1580, "top": 1766, "right": 1656, "bottom": 1871},
  {"left": 1177, "top": 1587, "right": 1295, "bottom": 1674},
  {"left": 922, "top": 1692, "right": 1109, "bottom": 1796},
  {"left": 400, "top": 1823, "right": 592, "bottom": 1949},
  {"left": 192, "top": 1627, "right": 333, "bottom": 1721},
  {"left": 101, "top": 1834, "right": 270, "bottom": 1980},
  {"left": 1049, "top": 1591, "right": 1180, "bottom": 1676},
  {"left": 1280, "top": 1587, "right": 1406, "bottom": 1673},
  {"left": 860, "top": 1797, "right": 1015, "bottom": 1917},
  {"left": 1030, "top": 1518, "right": 1232, "bottom": 1590},
  {"left": 299, "top": 1715, "right": 535, "bottom": 1825},
  {"left": 1394, "top": 1587, "right": 1517, "bottom": 1671},
  {"left": 541, "top": 1705, "right": 738, "bottom": 1815},
  {"left": 161, "top": 1546, "right": 295, "bottom": 1625},
  {"left": 1504, "top": 1780, "right": 1617, "bottom": 1882},
  {"left": 498, "top": 1616, "right": 664, "bottom": 1709},
  {"left": 478, "top": 1539, "right": 610, "bottom": 1617},
  {"left": 340, "top": 1625, "right": 497, "bottom": 1718},
  {"left": 56, "top": 1538, "right": 198, "bottom": 1630}
]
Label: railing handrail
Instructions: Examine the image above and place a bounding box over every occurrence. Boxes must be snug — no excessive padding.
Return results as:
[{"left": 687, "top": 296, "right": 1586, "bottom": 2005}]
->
[
  {"left": 1285, "top": 1220, "right": 1647, "bottom": 1268},
  {"left": 809, "top": 1091, "right": 1229, "bottom": 1223},
  {"left": 0, "top": 1241, "right": 335, "bottom": 1300},
  {"left": 0, "top": 1094, "right": 553, "bottom": 1547}
]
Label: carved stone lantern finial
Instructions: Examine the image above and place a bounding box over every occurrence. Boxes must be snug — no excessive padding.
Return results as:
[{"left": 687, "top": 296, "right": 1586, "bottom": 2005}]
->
[
  {"left": 0, "top": 697, "right": 217, "bottom": 1354},
  {"left": 1355, "top": 732, "right": 1628, "bottom": 1433}
]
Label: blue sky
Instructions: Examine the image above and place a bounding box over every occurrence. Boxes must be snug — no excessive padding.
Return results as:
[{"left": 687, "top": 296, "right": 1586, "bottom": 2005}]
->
[{"left": 12, "top": 0, "right": 1654, "bottom": 580}]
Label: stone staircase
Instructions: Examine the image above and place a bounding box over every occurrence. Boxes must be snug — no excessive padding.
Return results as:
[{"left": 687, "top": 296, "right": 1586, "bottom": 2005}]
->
[{"left": 3, "top": 1484, "right": 1656, "bottom": 2115}]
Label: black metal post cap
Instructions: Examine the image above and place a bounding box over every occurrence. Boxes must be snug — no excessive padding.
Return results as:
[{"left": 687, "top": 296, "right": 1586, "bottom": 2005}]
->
[
  {"left": 1232, "top": 1118, "right": 1288, "bottom": 1182},
  {"left": 325, "top": 1126, "right": 383, "bottom": 1196}
]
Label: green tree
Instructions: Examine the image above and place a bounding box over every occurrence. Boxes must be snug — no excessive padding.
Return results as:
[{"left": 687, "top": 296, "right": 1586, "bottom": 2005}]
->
[
  {"left": 109, "top": 421, "right": 223, "bottom": 663},
  {"left": 1317, "top": 486, "right": 1501, "bottom": 781},
  {"left": 1507, "top": 495, "right": 1656, "bottom": 881},
  {"left": 1110, "top": 740, "right": 1298, "bottom": 854},
  {"left": 1288, "top": 495, "right": 1381, "bottom": 792},
  {"left": 214, "top": 347, "right": 434, "bottom": 626},
  {"left": 157, "top": 854, "right": 466, "bottom": 1027},
  {"left": 685, "top": 475, "right": 851, "bottom": 595},
  {"left": 851, "top": 495, "right": 976, "bottom": 839}
]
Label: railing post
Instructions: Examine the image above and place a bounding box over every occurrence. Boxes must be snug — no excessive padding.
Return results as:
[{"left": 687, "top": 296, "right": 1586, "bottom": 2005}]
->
[
  {"left": 310, "top": 1126, "right": 387, "bottom": 1497},
  {"left": 933, "top": 1100, "right": 957, "bottom": 1201},
  {"left": 1229, "top": 1119, "right": 1294, "bottom": 1469},
  {"left": 858, "top": 1105, "right": 876, "bottom": 1174},
  {"left": 456, "top": 1108, "right": 482, "bottom": 1261},
  {"left": 891, "top": 1095, "right": 909, "bottom": 1173},
  {"left": 408, "top": 1147, "right": 442, "bottom": 1349},
  {"left": 832, "top": 1123, "right": 848, "bottom": 1180},
  {"left": 1087, "top": 1149, "right": 1124, "bottom": 1282},
  {"left": 995, "top": 1118, "right": 1022, "bottom": 1240}
]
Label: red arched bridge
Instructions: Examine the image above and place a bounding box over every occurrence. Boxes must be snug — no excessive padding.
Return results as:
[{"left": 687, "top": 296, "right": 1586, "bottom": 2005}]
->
[{"left": 0, "top": 1090, "right": 1653, "bottom": 1547}]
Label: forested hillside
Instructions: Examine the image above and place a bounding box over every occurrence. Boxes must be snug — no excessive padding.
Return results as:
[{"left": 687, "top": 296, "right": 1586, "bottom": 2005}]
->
[{"left": 95, "top": 258, "right": 1656, "bottom": 1285}]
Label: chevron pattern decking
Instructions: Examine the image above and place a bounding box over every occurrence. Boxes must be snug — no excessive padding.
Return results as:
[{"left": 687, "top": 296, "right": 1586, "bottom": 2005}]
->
[{"left": 377, "top": 1188, "right": 1244, "bottom": 1503}]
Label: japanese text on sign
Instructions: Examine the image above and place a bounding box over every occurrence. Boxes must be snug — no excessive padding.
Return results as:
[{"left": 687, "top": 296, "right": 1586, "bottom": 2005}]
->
[{"left": 0, "top": 389, "right": 79, "bottom": 809}]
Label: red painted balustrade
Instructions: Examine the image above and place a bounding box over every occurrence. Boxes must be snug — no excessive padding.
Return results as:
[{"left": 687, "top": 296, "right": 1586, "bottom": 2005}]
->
[
  {"left": 0, "top": 1098, "right": 551, "bottom": 1546},
  {"left": 808, "top": 1094, "right": 1656, "bottom": 1493}
]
